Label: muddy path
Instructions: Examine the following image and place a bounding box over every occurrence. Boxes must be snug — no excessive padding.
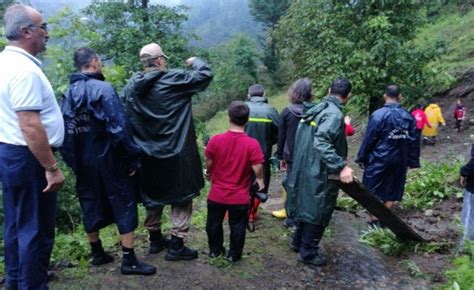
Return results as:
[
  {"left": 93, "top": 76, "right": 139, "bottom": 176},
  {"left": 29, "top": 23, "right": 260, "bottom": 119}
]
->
[{"left": 50, "top": 170, "right": 428, "bottom": 289}]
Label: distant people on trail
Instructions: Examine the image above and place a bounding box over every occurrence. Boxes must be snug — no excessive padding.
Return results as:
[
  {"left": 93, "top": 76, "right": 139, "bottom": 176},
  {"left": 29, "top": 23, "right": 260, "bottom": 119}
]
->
[
  {"left": 286, "top": 78, "right": 354, "bottom": 267},
  {"left": 356, "top": 85, "right": 420, "bottom": 228},
  {"left": 453, "top": 98, "right": 466, "bottom": 133},
  {"left": 121, "top": 43, "right": 212, "bottom": 261},
  {"left": 244, "top": 84, "right": 280, "bottom": 228},
  {"left": 60, "top": 48, "right": 156, "bottom": 275},
  {"left": 459, "top": 144, "right": 474, "bottom": 242},
  {"left": 205, "top": 101, "right": 265, "bottom": 262},
  {"left": 273, "top": 78, "right": 313, "bottom": 230},
  {"left": 0, "top": 5, "right": 65, "bottom": 289},
  {"left": 412, "top": 103, "right": 431, "bottom": 141},
  {"left": 422, "top": 100, "right": 446, "bottom": 145}
]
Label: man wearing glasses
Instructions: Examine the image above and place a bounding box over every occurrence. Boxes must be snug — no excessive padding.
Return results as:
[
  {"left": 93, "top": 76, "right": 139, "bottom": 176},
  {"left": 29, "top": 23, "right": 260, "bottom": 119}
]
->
[
  {"left": 121, "top": 43, "right": 212, "bottom": 261},
  {"left": 0, "top": 4, "right": 65, "bottom": 289}
]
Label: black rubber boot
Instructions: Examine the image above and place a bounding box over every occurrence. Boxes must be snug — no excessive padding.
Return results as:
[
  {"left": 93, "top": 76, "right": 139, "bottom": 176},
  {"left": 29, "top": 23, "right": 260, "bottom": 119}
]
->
[
  {"left": 90, "top": 240, "right": 114, "bottom": 266},
  {"left": 121, "top": 246, "right": 156, "bottom": 275},
  {"left": 165, "top": 236, "right": 198, "bottom": 261},
  {"left": 298, "top": 252, "right": 327, "bottom": 266},
  {"left": 149, "top": 231, "right": 170, "bottom": 254},
  {"left": 208, "top": 247, "right": 226, "bottom": 258}
]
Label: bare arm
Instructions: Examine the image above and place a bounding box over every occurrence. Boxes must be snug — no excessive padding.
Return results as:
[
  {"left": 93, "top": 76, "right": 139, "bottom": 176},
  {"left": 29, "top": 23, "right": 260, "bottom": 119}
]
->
[
  {"left": 205, "top": 156, "right": 213, "bottom": 180},
  {"left": 251, "top": 163, "right": 265, "bottom": 191},
  {"left": 17, "top": 111, "right": 64, "bottom": 192}
]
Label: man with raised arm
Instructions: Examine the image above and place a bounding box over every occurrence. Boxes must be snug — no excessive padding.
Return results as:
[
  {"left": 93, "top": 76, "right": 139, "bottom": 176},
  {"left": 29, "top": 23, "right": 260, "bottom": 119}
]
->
[
  {"left": 0, "top": 4, "right": 64, "bottom": 289},
  {"left": 121, "top": 43, "right": 212, "bottom": 261}
]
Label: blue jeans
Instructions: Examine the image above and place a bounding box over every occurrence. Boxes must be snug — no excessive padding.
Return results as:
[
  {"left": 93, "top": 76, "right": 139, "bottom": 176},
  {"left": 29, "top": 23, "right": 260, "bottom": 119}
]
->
[
  {"left": 0, "top": 143, "right": 57, "bottom": 289},
  {"left": 461, "top": 189, "right": 474, "bottom": 241}
]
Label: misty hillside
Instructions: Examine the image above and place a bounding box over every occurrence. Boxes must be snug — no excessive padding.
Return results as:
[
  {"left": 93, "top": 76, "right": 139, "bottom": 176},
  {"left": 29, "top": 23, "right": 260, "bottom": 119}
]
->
[{"left": 24, "top": 0, "right": 262, "bottom": 48}]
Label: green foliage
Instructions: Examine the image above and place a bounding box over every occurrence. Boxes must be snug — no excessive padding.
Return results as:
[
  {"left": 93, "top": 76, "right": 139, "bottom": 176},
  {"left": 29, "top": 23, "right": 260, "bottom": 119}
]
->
[
  {"left": 402, "top": 160, "right": 463, "bottom": 210},
  {"left": 82, "top": 1, "right": 191, "bottom": 74},
  {"left": 194, "top": 34, "right": 260, "bottom": 120},
  {"left": 56, "top": 157, "right": 82, "bottom": 233},
  {"left": 399, "top": 259, "right": 427, "bottom": 278},
  {"left": 249, "top": 0, "right": 291, "bottom": 29},
  {"left": 336, "top": 195, "right": 362, "bottom": 212},
  {"left": 360, "top": 227, "right": 452, "bottom": 256},
  {"left": 415, "top": 9, "right": 474, "bottom": 93},
  {"left": 273, "top": 0, "right": 441, "bottom": 114},
  {"left": 442, "top": 241, "right": 474, "bottom": 290}
]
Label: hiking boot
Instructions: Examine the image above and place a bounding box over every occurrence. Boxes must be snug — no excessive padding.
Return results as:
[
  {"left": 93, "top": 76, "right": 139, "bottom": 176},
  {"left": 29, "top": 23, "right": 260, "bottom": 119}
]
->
[
  {"left": 272, "top": 208, "right": 287, "bottom": 219},
  {"left": 298, "top": 252, "right": 327, "bottom": 267},
  {"left": 121, "top": 246, "right": 156, "bottom": 275},
  {"left": 165, "top": 236, "right": 198, "bottom": 261},
  {"left": 289, "top": 240, "right": 300, "bottom": 253},
  {"left": 226, "top": 253, "right": 241, "bottom": 263},
  {"left": 121, "top": 260, "right": 156, "bottom": 275},
  {"left": 90, "top": 240, "right": 114, "bottom": 266},
  {"left": 149, "top": 231, "right": 170, "bottom": 254},
  {"left": 208, "top": 247, "right": 226, "bottom": 258}
]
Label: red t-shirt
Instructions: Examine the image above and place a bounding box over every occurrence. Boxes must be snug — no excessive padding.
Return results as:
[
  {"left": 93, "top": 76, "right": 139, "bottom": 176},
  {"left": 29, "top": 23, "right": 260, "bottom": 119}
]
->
[
  {"left": 411, "top": 109, "right": 430, "bottom": 129},
  {"left": 205, "top": 130, "right": 264, "bottom": 205}
]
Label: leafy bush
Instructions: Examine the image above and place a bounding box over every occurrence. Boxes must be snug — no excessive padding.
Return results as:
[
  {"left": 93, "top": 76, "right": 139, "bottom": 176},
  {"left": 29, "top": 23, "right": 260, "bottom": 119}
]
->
[
  {"left": 56, "top": 158, "right": 83, "bottom": 233},
  {"left": 359, "top": 227, "right": 452, "bottom": 256},
  {"left": 336, "top": 195, "right": 362, "bottom": 212},
  {"left": 402, "top": 160, "right": 463, "bottom": 210},
  {"left": 442, "top": 241, "right": 474, "bottom": 290}
]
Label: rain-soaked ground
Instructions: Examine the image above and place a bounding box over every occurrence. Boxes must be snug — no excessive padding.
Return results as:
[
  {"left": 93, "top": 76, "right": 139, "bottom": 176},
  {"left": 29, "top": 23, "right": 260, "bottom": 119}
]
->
[{"left": 49, "top": 169, "right": 447, "bottom": 289}]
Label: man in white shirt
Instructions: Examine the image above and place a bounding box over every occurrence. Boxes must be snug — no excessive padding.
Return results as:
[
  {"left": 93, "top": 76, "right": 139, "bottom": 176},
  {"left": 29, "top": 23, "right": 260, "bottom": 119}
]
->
[{"left": 0, "top": 4, "right": 65, "bottom": 289}]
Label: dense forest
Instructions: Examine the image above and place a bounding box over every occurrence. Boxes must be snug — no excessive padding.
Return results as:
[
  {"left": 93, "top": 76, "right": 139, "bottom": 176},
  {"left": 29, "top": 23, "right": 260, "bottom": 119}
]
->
[{"left": 1, "top": 0, "right": 474, "bottom": 288}]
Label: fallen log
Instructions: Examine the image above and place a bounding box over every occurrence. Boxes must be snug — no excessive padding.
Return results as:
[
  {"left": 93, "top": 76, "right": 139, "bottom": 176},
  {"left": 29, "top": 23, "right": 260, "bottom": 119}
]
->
[{"left": 329, "top": 176, "right": 427, "bottom": 242}]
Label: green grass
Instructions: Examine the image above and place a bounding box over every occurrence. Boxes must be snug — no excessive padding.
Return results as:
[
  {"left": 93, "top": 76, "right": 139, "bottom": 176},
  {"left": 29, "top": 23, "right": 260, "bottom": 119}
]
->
[
  {"left": 359, "top": 227, "right": 453, "bottom": 257},
  {"left": 415, "top": 9, "right": 474, "bottom": 91}
]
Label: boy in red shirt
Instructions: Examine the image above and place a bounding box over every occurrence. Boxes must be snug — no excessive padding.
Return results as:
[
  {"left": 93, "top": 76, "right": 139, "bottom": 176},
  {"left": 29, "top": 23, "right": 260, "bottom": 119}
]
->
[{"left": 205, "top": 101, "right": 265, "bottom": 262}]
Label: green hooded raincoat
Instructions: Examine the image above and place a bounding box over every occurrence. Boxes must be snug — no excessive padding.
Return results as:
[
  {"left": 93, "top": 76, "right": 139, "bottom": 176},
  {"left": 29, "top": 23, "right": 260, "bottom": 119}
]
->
[{"left": 286, "top": 96, "right": 347, "bottom": 226}]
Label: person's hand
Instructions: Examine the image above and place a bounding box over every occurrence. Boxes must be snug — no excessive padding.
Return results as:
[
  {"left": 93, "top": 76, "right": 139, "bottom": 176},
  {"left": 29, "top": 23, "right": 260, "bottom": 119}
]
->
[
  {"left": 460, "top": 176, "right": 467, "bottom": 187},
  {"left": 185, "top": 57, "right": 196, "bottom": 66},
  {"left": 339, "top": 166, "right": 354, "bottom": 184},
  {"left": 280, "top": 160, "right": 287, "bottom": 171},
  {"left": 43, "top": 169, "right": 65, "bottom": 192},
  {"left": 255, "top": 178, "right": 265, "bottom": 191},
  {"left": 344, "top": 115, "right": 351, "bottom": 125}
]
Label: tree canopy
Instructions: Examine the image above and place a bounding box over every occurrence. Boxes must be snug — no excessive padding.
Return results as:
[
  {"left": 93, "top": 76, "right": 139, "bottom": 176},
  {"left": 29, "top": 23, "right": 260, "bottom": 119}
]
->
[{"left": 273, "top": 0, "right": 442, "bottom": 114}]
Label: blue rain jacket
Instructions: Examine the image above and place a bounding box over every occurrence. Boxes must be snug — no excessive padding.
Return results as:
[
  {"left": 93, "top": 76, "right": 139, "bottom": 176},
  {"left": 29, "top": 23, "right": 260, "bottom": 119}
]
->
[
  {"left": 60, "top": 72, "right": 141, "bottom": 233},
  {"left": 356, "top": 102, "right": 420, "bottom": 202}
]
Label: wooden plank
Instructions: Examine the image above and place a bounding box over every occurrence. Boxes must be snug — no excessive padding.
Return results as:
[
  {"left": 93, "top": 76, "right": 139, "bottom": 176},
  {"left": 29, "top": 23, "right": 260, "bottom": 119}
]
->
[{"left": 330, "top": 177, "right": 426, "bottom": 242}]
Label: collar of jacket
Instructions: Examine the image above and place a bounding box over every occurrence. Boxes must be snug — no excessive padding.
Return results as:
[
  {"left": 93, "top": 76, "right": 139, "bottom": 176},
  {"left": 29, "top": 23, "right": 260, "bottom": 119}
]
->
[
  {"left": 69, "top": 72, "right": 105, "bottom": 84},
  {"left": 323, "top": 95, "right": 343, "bottom": 109},
  {"left": 249, "top": 96, "right": 268, "bottom": 103},
  {"left": 384, "top": 102, "right": 401, "bottom": 109}
]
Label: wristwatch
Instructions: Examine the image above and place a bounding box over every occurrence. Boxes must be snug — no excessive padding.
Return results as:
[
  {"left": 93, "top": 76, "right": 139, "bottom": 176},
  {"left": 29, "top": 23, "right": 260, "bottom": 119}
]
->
[{"left": 44, "top": 162, "right": 59, "bottom": 172}]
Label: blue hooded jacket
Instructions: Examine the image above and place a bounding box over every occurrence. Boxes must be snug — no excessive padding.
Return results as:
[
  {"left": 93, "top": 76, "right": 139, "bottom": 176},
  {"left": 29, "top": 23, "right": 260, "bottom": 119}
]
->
[
  {"left": 356, "top": 102, "right": 420, "bottom": 201},
  {"left": 60, "top": 73, "right": 141, "bottom": 174}
]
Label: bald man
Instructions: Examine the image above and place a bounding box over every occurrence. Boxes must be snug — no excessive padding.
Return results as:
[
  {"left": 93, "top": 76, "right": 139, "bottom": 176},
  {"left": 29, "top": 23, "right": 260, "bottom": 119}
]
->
[{"left": 0, "top": 4, "right": 64, "bottom": 289}]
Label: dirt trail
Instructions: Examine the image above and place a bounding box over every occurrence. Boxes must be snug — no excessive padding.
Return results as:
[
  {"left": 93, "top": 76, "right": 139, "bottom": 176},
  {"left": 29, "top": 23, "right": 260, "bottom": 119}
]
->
[{"left": 50, "top": 98, "right": 469, "bottom": 289}]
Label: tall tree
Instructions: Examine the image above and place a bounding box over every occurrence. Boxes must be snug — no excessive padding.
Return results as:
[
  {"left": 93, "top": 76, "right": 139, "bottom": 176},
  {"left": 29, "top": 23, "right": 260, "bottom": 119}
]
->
[
  {"left": 249, "top": 0, "right": 291, "bottom": 86},
  {"left": 274, "top": 0, "right": 441, "bottom": 114}
]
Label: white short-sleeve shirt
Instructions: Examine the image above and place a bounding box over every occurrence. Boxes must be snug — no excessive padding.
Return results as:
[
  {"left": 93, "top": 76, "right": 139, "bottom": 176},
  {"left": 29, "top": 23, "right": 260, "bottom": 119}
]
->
[{"left": 0, "top": 46, "right": 64, "bottom": 147}]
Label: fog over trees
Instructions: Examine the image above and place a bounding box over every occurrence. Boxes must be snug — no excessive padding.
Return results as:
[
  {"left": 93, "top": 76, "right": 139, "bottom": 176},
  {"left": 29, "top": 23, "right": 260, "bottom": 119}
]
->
[{"left": 22, "top": 0, "right": 262, "bottom": 47}]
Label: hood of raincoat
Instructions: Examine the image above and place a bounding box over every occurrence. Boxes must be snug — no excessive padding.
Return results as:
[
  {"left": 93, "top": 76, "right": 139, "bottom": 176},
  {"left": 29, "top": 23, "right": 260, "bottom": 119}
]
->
[{"left": 288, "top": 103, "right": 304, "bottom": 118}]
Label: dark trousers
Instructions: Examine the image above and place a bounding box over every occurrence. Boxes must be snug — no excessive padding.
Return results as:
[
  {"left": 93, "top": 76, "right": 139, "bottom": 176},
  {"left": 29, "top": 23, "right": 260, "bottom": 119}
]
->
[
  {"left": 0, "top": 143, "right": 57, "bottom": 290},
  {"left": 292, "top": 222, "right": 325, "bottom": 260},
  {"left": 206, "top": 200, "right": 249, "bottom": 259}
]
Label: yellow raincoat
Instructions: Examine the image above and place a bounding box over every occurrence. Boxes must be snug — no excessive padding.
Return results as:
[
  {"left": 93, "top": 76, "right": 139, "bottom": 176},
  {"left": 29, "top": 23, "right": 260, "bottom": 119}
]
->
[{"left": 422, "top": 103, "right": 445, "bottom": 137}]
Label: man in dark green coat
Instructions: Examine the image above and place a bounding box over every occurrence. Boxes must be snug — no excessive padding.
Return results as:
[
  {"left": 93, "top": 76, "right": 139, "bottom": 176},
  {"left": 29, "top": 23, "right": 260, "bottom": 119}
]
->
[
  {"left": 244, "top": 84, "right": 280, "bottom": 223},
  {"left": 286, "top": 78, "right": 354, "bottom": 266},
  {"left": 121, "top": 43, "right": 212, "bottom": 261}
]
